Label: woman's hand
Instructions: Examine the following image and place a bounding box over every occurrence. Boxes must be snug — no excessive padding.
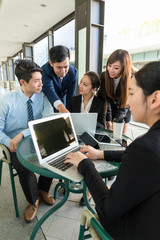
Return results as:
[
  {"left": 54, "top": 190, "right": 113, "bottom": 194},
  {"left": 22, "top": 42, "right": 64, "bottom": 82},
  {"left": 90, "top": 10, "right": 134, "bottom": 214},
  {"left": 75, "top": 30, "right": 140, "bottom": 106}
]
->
[
  {"left": 80, "top": 145, "right": 104, "bottom": 160},
  {"left": 64, "top": 145, "right": 104, "bottom": 167},
  {"left": 64, "top": 151, "right": 87, "bottom": 167},
  {"left": 106, "top": 121, "right": 113, "bottom": 130}
]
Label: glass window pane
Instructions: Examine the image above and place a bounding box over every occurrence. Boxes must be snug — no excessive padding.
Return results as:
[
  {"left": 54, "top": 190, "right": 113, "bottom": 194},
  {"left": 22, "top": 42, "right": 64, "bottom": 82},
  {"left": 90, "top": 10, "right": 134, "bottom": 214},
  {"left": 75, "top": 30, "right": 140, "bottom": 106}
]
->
[
  {"left": 34, "top": 37, "right": 48, "bottom": 67},
  {"left": 103, "top": 0, "right": 160, "bottom": 69},
  {"left": 0, "top": 65, "right": 3, "bottom": 81},
  {"left": 54, "top": 20, "right": 75, "bottom": 66}
]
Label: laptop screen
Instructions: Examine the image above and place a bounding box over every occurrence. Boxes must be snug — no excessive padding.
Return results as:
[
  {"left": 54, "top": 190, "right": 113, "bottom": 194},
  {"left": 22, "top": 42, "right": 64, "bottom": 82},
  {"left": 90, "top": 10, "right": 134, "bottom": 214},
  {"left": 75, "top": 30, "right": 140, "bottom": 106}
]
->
[{"left": 29, "top": 114, "right": 78, "bottom": 162}]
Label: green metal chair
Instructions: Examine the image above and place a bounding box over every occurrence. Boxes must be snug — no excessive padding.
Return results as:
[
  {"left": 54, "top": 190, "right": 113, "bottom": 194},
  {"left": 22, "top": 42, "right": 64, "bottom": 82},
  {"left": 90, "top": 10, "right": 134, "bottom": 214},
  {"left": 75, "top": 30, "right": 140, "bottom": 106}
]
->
[
  {"left": 0, "top": 144, "right": 19, "bottom": 217},
  {"left": 79, "top": 209, "right": 113, "bottom": 240}
]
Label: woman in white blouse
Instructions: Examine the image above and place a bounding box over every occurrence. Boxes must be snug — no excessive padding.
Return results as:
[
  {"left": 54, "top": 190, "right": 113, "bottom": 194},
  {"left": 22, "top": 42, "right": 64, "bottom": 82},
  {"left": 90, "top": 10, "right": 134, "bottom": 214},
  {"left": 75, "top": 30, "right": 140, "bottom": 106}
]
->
[{"left": 68, "top": 71, "right": 106, "bottom": 128}]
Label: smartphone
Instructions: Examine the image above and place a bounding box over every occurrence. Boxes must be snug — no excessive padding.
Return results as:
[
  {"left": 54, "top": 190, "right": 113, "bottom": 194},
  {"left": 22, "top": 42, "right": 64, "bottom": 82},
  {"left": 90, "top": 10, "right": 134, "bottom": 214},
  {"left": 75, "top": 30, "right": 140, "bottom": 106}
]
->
[
  {"left": 94, "top": 134, "right": 115, "bottom": 144},
  {"left": 94, "top": 133, "right": 121, "bottom": 146},
  {"left": 79, "top": 132, "right": 100, "bottom": 149}
]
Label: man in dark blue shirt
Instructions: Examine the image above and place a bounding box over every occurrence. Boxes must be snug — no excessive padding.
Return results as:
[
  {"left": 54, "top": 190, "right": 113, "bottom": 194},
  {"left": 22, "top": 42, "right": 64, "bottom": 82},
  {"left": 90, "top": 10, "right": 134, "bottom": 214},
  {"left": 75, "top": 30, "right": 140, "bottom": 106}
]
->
[{"left": 42, "top": 45, "right": 78, "bottom": 113}]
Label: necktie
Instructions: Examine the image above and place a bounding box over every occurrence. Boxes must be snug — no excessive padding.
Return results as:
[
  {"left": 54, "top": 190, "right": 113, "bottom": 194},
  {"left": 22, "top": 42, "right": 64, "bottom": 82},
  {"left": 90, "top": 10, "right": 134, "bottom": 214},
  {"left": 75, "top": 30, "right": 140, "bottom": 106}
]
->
[
  {"left": 27, "top": 99, "right": 34, "bottom": 121},
  {"left": 60, "top": 77, "right": 63, "bottom": 84}
]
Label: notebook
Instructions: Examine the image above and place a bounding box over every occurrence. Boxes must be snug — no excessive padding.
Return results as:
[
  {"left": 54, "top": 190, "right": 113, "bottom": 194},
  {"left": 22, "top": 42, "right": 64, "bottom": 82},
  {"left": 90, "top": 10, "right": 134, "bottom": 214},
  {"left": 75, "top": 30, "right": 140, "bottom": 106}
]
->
[{"left": 28, "top": 113, "right": 83, "bottom": 182}]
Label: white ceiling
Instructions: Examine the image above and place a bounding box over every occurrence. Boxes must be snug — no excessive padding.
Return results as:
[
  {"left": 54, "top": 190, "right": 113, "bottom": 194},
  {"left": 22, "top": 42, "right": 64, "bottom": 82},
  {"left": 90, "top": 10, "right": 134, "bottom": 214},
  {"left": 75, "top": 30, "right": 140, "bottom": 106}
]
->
[{"left": 0, "top": 0, "right": 75, "bottom": 64}]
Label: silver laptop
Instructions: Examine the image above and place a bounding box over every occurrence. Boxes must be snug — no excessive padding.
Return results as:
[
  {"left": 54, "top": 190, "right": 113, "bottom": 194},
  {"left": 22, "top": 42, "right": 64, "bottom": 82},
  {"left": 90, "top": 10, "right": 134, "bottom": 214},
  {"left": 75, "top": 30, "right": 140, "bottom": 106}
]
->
[
  {"left": 29, "top": 113, "right": 121, "bottom": 181},
  {"left": 51, "top": 113, "right": 98, "bottom": 136},
  {"left": 28, "top": 113, "right": 83, "bottom": 182},
  {"left": 70, "top": 113, "right": 98, "bottom": 136}
]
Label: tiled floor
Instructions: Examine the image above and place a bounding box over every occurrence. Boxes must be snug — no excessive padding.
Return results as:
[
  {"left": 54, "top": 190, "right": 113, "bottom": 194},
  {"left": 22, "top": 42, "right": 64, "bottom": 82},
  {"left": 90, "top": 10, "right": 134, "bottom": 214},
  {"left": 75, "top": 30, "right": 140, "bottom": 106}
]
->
[{"left": 0, "top": 87, "right": 148, "bottom": 240}]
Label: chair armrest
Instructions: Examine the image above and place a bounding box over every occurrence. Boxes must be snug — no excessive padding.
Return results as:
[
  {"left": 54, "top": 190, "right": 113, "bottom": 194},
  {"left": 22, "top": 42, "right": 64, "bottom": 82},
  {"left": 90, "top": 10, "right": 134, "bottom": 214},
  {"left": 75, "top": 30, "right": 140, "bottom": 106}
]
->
[
  {"left": 0, "top": 144, "right": 11, "bottom": 163},
  {"left": 80, "top": 209, "right": 113, "bottom": 240}
]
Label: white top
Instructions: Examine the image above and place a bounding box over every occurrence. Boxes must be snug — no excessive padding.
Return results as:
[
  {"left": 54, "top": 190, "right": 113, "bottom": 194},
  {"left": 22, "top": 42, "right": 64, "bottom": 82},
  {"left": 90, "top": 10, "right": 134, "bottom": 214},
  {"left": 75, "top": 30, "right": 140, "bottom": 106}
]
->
[
  {"left": 80, "top": 95, "right": 94, "bottom": 113},
  {"left": 114, "top": 75, "right": 121, "bottom": 94}
]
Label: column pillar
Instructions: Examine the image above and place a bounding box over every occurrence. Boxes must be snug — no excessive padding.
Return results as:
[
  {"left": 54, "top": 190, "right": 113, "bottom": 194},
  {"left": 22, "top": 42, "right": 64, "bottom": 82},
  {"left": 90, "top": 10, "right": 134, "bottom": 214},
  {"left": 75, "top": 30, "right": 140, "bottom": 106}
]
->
[
  {"left": 75, "top": 0, "right": 105, "bottom": 83},
  {"left": 22, "top": 43, "right": 34, "bottom": 61}
]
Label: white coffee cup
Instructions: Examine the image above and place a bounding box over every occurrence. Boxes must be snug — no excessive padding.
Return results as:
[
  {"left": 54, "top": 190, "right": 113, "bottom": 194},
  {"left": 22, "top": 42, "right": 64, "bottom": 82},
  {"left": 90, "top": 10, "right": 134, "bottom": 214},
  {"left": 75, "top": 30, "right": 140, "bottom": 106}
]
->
[{"left": 113, "top": 118, "right": 124, "bottom": 140}]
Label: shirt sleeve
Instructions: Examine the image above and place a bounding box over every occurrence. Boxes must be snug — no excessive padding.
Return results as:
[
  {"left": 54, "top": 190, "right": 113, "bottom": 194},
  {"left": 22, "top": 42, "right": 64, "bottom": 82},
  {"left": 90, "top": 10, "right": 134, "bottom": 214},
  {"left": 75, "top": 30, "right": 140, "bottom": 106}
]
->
[
  {"left": 97, "top": 99, "right": 106, "bottom": 127},
  {"left": 0, "top": 100, "right": 12, "bottom": 147},
  {"left": 42, "top": 70, "right": 60, "bottom": 106},
  {"left": 54, "top": 100, "right": 63, "bottom": 109},
  {"left": 104, "top": 150, "right": 124, "bottom": 162},
  {"left": 66, "top": 68, "right": 78, "bottom": 108},
  {"left": 41, "top": 94, "right": 54, "bottom": 118},
  {"left": 21, "top": 129, "right": 30, "bottom": 138},
  {"left": 106, "top": 101, "right": 112, "bottom": 121}
]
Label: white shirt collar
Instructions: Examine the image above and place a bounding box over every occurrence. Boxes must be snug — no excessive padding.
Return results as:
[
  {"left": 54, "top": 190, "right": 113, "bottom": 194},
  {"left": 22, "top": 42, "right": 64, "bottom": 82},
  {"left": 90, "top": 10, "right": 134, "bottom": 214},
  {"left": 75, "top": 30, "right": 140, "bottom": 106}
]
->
[{"left": 81, "top": 95, "right": 94, "bottom": 113}]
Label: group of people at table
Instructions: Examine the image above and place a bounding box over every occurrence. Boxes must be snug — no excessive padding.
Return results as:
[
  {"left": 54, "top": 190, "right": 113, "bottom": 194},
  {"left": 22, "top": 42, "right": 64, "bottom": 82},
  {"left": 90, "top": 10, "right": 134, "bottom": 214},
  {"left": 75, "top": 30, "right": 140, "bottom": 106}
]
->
[{"left": 0, "top": 44, "right": 160, "bottom": 239}]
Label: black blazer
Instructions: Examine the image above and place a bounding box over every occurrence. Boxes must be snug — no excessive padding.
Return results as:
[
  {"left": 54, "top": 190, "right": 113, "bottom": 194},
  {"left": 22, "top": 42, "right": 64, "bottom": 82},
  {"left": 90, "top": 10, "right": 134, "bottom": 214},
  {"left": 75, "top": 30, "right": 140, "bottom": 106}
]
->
[
  {"left": 68, "top": 95, "right": 106, "bottom": 128},
  {"left": 78, "top": 119, "right": 160, "bottom": 240}
]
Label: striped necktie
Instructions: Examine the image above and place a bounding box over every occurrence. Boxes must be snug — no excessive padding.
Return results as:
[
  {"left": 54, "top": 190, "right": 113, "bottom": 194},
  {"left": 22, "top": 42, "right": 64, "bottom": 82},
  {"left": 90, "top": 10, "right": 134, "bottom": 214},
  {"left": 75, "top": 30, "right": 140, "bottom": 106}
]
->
[{"left": 27, "top": 99, "right": 34, "bottom": 121}]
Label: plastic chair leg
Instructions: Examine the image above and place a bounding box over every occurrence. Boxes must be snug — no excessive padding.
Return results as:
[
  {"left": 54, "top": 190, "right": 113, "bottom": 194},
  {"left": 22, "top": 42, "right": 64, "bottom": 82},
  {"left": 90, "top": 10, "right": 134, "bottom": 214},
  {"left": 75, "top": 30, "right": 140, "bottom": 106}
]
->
[{"left": 8, "top": 163, "right": 19, "bottom": 217}]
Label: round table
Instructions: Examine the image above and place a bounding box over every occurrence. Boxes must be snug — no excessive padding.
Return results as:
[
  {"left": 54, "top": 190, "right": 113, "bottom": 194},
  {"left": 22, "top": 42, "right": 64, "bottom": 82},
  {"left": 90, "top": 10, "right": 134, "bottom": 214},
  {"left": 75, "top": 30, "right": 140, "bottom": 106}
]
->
[{"left": 16, "top": 129, "right": 131, "bottom": 240}]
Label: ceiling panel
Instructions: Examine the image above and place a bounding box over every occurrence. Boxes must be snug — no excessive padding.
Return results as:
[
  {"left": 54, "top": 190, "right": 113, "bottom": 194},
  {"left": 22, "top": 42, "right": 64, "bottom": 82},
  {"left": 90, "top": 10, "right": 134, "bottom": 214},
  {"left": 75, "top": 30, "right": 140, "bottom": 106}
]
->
[{"left": 0, "top": 0, "right": 75, "bottom": 64}]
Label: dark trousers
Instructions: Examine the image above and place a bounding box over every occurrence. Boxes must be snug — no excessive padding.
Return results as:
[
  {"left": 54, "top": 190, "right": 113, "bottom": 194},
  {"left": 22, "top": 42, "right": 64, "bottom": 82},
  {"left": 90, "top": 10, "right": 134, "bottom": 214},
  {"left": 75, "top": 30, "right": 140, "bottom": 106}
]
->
[{"left": 11, "top": 152, "right": 53, "bottom": 205}]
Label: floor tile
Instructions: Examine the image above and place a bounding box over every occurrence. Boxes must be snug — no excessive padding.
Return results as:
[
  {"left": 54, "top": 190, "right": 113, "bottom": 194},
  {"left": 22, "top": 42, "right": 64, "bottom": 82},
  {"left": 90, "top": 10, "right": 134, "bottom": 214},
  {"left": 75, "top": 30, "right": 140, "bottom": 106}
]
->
[
  {"left": 44, "top": 215, "right": 77, "bottom": 240},
  {"left": 70, "top": 220, "right": 81, "bottom": 240}
]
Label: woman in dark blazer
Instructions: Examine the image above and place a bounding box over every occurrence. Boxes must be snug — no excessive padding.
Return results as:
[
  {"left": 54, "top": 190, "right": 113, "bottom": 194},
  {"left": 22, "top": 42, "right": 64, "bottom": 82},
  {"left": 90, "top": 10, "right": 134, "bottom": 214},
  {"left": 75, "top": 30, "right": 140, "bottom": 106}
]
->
[
  {"left": 65, "top": 62, "right": 160, "bottom": 240},
  {"left": 98, "top": 49, "right": 134, "bottom": 134},
  {"left": 68, "top": 71, "right": 106, "bottom": 128}
]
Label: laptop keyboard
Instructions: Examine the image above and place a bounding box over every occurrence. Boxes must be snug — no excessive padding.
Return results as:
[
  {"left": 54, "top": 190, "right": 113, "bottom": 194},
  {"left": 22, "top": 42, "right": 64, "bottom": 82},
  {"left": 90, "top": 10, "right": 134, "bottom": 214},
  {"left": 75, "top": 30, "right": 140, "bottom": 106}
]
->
[{"left": 48, "top": 146, "right": 81, "bottom": 171}]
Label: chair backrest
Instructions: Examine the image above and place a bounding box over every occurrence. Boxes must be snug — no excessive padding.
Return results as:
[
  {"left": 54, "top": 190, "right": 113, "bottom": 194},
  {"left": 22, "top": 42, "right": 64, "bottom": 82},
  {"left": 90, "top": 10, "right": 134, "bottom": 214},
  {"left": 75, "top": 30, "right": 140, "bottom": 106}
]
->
[
  {"left": 0, "top": 144, "right": 11, "bottom": 163},
  {"left": 79, "top": 209, "right": 113, "bottom": 240}
]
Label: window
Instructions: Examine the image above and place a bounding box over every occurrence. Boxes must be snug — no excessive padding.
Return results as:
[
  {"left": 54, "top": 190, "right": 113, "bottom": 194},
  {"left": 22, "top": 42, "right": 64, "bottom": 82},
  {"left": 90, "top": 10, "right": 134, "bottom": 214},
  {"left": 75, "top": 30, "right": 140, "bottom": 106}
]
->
[
  {"left": 54, "top": 20, "right": 75, "bottom": 66},
  {"left": 103, "top": 0, "right": 160, "bottom": 69},
  {"left": 34, "top": 37, "right": 48, "bottom": 67},
  {"left": 0, "top": 65, "right": 3, "bottom": 81}
]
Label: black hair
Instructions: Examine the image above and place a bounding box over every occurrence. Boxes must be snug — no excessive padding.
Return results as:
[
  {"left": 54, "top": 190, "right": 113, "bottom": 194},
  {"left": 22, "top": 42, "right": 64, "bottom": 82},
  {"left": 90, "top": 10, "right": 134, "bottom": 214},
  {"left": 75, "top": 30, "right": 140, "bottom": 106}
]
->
[
  {"left": 84, "top": 71, "right": 100, "bottom": 89},
  {"left": 135, "top": 61, "right": 160, "bottom": 96},
  {"left": 15, "top": 59, "right": 42, "bottom": 84},
  {"left": 49, "top": 45, "right": 70, "bottom": 63}
]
